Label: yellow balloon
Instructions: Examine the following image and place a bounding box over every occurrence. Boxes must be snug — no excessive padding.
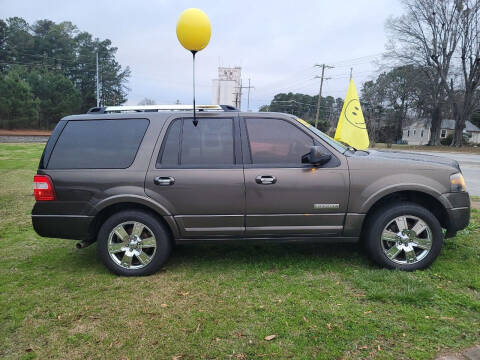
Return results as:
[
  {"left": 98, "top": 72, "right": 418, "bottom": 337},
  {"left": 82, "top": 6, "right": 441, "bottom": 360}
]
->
[{"left": 176, "top": 8, "right": 211, "bottom": 52}]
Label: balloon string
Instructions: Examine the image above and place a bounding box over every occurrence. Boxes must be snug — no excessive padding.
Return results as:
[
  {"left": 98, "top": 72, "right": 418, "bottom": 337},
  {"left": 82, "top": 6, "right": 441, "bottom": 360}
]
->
[{"left": 192, "top": 51, "right": 197, "bottom": 127}]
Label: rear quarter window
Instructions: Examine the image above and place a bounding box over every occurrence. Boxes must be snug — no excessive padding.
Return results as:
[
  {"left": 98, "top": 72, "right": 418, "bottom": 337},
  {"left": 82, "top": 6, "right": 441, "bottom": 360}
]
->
[{"left": 47, "top": 119, "right": 149, "bottom": 169}]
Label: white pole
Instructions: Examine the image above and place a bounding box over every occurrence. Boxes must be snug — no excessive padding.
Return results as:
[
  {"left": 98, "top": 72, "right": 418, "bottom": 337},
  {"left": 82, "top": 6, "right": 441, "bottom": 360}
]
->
[
  {"left": 247, "top": 78, "right": 251, "bottom": 112},
  {"left": 96, "top": 52, "right": 100, "bottom": 107}
]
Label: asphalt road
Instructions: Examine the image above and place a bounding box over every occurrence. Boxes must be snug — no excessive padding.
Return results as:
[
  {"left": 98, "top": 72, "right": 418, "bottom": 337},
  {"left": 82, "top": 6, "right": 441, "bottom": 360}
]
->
[
  {"left": 404, "top": 151, "right": 480, "bottom": 196},
  {"left": 0, "top": 136, "right": 49, "bottom": 143}
]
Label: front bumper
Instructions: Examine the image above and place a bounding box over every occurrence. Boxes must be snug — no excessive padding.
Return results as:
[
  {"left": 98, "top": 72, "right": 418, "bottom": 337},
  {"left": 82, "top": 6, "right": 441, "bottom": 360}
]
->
[
  {"left": 446, "top": 207, "right": 470, "bottom": 234},
  {"left": 442, "top": 192, "right": 471, "bottom": 237}
]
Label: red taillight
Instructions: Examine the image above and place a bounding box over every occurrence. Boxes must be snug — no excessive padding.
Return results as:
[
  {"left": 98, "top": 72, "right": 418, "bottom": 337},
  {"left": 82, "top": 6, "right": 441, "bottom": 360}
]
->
[{"left": 33, "top": 175, "right": 56, "bottom": 201}]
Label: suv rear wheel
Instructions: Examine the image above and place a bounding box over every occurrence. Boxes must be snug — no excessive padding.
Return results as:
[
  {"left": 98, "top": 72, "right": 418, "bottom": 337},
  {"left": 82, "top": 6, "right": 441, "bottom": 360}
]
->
[
  {"left": 97, "top": 210, "right": 171, "bottom": 276},
  {"left": 364, "top": 202, "right": 443, "bottom": 271}
]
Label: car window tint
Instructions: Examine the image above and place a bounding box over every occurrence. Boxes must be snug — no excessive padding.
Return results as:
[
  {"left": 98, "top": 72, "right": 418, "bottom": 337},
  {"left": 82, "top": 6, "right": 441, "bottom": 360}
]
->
[
  {"left": 160, "top": 120, "right": 181, "bottom": 166},
  {"left": 180, "top": 118, "right": 234, "bottom": 165},
  {"left": 48, "top": 119, "right": 148, "bottom": 169},
  {"left": 246, "top": 118, "right": 313, "bottom": 164}
]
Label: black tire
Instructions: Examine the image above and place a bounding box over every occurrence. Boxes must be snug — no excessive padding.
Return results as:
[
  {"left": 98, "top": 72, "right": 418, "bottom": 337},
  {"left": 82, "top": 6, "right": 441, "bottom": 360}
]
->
[
  {"left": 97, "top": 210, "right": 172, "bottom": 276},
  {"left": 364, "top": 202, "right": 443, "bottom": 271}
]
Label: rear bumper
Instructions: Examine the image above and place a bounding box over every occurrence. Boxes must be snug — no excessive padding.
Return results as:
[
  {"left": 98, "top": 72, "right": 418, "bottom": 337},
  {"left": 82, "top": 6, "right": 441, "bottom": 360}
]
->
[{"left": 31, "top": 215, "right": 93, "bottom": 240}]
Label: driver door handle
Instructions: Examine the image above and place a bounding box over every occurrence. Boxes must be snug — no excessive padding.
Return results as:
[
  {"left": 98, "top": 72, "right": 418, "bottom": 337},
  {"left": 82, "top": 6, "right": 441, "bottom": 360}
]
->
[
  {"left": 255, "top": 175, "right": 277, "bottom": 185},
  {"left": 154, "top": 176, "right": 175, "bottom": 186}
]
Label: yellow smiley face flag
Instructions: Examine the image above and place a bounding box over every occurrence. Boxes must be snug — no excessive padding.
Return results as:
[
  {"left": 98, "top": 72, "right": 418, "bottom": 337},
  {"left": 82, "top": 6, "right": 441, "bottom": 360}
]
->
[{"left": 334, "top": 78, "right": 369, "bottom": 150}]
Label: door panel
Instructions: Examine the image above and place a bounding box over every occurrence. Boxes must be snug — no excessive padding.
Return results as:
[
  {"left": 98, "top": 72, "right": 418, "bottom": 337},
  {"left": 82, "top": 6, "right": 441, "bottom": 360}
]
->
[
  {"left": 145, "top": 116, "right": 245, "bottom": 238},
  {"left": 145, "top": 169, "right": 245, "bottom": 237},
  {"left": 242, "top": 117, "right": 349, "bottom": 237},
  {"left": 244, "top": 167, "right": 348, "bottom": 236}
]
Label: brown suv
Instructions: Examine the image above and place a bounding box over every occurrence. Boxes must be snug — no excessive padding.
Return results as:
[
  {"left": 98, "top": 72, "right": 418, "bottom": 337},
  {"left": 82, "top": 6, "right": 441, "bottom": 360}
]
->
[{"left": 32, "top": 105, "right": 470, "bottom": 276}]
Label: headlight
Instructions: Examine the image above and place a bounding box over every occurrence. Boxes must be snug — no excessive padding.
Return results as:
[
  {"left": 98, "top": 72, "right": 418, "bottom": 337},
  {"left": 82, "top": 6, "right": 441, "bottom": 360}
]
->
[{"left": 450, "top": 173, "right": 466, "bottom": 192}]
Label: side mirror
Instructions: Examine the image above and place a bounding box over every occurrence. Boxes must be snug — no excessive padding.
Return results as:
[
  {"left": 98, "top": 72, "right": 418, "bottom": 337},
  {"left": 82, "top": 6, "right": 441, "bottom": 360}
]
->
[{"left": 301, "top": 146, "right": 332, "bottom": 166}]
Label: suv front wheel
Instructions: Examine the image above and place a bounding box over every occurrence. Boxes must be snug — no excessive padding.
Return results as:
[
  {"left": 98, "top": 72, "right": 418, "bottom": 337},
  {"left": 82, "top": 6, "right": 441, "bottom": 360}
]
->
[
  {"left": 97, "top": 210, "right": 172, "bottom": 276},
  {"left": 364, "top": 202, "right": 443, "bottom": 271}
]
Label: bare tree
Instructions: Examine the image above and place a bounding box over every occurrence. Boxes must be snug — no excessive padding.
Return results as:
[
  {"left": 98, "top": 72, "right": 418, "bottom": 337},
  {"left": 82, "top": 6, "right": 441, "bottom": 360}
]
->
[
  {"left": 361, "top": 79, "right": 388, "bottom": 145},
  {"left": 138, "top": 98, "right": 156, "bottom": 105},
  {"left": 386, "top": 0, "right": 463, "bottom": 145},
  {"left": 449, "top": 0, "right": 480, "bottom": 145},
  {"left": 379, "top": 65, "right": 423, "bottom": 142}
]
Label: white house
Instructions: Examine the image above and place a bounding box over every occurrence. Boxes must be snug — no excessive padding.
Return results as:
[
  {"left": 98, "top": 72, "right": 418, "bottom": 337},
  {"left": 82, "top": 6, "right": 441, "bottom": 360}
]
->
[{"left": 402, "top": 119, "right": 480, "bottom": 145}]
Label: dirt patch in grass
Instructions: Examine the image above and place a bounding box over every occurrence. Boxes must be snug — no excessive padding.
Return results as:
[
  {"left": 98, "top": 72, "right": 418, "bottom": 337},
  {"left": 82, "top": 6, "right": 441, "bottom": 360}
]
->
[{"left": 0, "top": 129, "right": 51, "bottom": 136}]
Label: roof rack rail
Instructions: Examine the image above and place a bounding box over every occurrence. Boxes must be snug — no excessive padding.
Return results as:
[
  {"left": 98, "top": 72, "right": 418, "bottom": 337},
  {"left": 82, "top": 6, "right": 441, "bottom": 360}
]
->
[{"left": 87, "top": 104, "right": 239, "bottom": 114}]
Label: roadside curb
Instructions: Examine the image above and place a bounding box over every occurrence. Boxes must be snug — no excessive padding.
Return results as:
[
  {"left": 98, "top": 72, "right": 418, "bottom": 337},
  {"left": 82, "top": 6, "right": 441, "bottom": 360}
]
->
[{"left": 436, "top": 345, "right": 480, "bottom": 360}]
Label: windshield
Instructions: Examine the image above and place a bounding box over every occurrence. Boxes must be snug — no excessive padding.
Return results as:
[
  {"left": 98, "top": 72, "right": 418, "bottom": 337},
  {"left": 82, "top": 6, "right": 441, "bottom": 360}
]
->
[{"left": 292, "top": 117, "right": 349, "bottom": 154}]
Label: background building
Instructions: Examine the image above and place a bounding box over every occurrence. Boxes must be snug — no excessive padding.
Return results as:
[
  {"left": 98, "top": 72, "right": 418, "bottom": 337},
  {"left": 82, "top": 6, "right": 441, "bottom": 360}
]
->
[
  {"left": 212, "top": 67, "right": 242, "bottom": 108},
  {"left": 402, "top": 119, "right": 480, "bottom": 145}
]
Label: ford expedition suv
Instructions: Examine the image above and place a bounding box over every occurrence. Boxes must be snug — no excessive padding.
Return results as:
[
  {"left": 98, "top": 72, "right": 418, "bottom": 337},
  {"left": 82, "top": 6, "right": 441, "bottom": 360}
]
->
[{"left": 32, "top": 105, "right": 470, "bottom": 276}]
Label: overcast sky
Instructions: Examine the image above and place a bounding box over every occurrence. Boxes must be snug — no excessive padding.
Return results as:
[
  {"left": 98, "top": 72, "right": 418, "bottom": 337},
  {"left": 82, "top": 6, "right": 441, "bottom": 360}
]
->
[{"left": 1, "top": 0, "right": 404, "bottom": 110}]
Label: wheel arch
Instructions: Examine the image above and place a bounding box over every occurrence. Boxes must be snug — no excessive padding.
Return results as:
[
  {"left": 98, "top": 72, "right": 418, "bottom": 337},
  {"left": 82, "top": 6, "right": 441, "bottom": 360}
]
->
[
  {"left": 360, "top": 190, "right": 449, "bottom": 240},
  {"left": 88, "top": 202, "right": 179, "bottom": 243}
]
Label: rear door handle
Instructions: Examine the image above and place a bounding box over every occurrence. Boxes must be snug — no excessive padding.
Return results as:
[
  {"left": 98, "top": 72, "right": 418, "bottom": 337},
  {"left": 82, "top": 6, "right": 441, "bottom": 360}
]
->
[
  {"left": 255, "top": 175, "right": 277, "bottom": 185},
  {"left": 154, "top": 176, "right": 175, "bottom": 186}
]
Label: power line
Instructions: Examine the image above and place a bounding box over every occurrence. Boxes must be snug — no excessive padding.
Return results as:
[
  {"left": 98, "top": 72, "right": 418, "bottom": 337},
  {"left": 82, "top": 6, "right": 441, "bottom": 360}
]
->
[
  {"left": 254, "top": 73, "right": 317, "bottom": 95},
  {"left": 328, "top": 52, "right": 384, "bottom": 67},
  {"left": 5, "top": 50, "right": 95, "bottom": 64},
  {"left": 0, "top": 60, "right": 83, "bottom": 71},
  {"left": 256, "top": 53, "right": 384, "bottom": 91},
  {"left": 254, "top": 64, "right": 318, "bottom": 91}
]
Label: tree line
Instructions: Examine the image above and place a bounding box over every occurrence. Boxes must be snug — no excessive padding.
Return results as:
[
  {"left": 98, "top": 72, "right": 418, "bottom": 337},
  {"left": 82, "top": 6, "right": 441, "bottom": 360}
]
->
[
  {"left": 259, "top": 93, "right": 344, "bottom": 133},
  {"left": 0, "top": 17, "right": 130, "bottom": 129}
]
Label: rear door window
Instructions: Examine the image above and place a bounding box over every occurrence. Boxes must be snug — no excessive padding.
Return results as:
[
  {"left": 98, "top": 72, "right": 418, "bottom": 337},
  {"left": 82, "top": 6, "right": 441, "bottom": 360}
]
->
[
  {"left": 158, "top": 118, "right": 235, "bottom": 167},
  {"left": 48, "top": 119, "right": 149, "bottom": 169}
]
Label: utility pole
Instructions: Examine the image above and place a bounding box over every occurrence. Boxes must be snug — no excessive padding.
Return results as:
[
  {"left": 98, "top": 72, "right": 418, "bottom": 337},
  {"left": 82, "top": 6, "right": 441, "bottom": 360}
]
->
[
  {"left": 96, "top": 52, "right": 100, "bottom": 107},
  {"left": 246, "top": 78, "right": 254, "bottom": 111},
  {"left": 235, "top": 79, "right": 254, "bottom": 111},
  {"left": 314, "top": 64, "right": 334, "bottom": 129},
  {"left": 233, "top": 80, "right": 242, "bottom": 109}
]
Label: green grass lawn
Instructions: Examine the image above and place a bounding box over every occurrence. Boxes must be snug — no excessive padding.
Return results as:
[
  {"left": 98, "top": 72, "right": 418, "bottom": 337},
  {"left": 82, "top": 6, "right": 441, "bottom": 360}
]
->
[{"left": 1, "top": 143, "right": 479, "bottom": 360}]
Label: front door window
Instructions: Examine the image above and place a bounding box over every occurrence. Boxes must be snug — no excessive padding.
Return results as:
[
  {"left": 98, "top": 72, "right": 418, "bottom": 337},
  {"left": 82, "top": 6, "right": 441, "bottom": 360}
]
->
[{"left": 245, "top": 118, "right": 313, "bottom": 166}]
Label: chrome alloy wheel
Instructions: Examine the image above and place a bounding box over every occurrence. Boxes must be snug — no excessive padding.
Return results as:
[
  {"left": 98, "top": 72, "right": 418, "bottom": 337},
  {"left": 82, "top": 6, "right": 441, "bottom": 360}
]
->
[
  {"left": 107, "top": 221, "right": 157, "bottom": 270},
  {"left": 381, "top": 215, "right": 433, "bottom": 265}
]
